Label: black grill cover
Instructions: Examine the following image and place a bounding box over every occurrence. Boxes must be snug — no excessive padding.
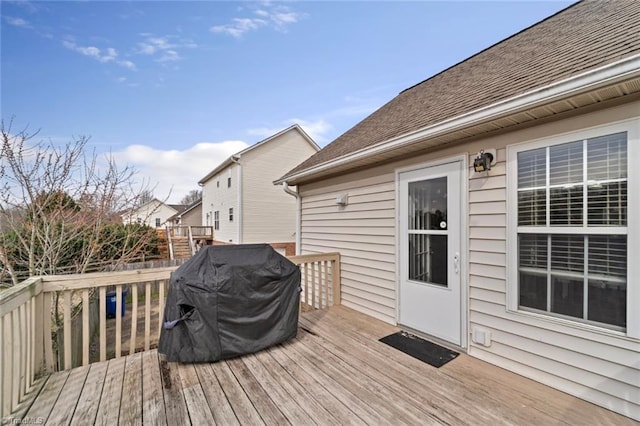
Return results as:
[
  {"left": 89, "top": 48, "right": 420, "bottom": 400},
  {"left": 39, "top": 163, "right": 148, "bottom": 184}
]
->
[{"left": 158, "top": 244, "right": 301, "bottom": 362}]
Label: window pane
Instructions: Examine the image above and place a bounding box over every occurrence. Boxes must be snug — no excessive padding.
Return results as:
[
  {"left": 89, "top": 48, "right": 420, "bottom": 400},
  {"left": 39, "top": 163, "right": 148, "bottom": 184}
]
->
[
  {"left": 549, "top": 141, "right": 582, "bottom": 185},
  {"left": 588, "top": 181, "right": 627, "bottom": 226},
  {"left": 550, "top": 186, "right": 583, "bottom": 225},
  {"left": 587, "top": 132, "right": 627, "bottom": 226},
  {"left": 519, "top": 272, "right": 546, "bottom": 310},
  {"left": 518, "top": 148, "right": 546, "bottom": 188},
  {"left": 589, "top": 235, "right": 626, "bottom": 278},
  {"left": 518, "top": 189, "right": 546, "bottom": 226},
  {"left": 551, "top": 277, "right": 583, "bottom": 318},
  {"left": 409, "top": 234, "right": 447, "bottom": 286},
  {"left": 408, "top": 177, "right": 447, "bottom": 231},
  {"left": 588, "top": 281, "right": 626, "bottom": 327},
  {"left": 519, "top": 234, "right": 547, "bottom": 269},
  {"left": 551, "top": 235, "right": 584, "bottom": 273},
  {"left": 518, "top": 234, "right": 547, "bottom": 310},
  {"left": 587, "top": 132, "right": 627, "bottom": 181}
]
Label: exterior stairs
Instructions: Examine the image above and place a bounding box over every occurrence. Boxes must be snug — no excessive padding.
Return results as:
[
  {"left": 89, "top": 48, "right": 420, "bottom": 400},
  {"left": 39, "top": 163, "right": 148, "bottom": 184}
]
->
[{"left": 170, "top": 237, "right": 192, "bottom": 259}]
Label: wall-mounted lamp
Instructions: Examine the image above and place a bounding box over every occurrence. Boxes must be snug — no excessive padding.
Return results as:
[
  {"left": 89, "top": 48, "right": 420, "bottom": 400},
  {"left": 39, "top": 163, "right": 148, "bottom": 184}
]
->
[
  {"left": 473, "top": 149, "right": 496, "bottom": 173},
  {"left": 336, "top": 194, "right": 349, "bottom": 206}
]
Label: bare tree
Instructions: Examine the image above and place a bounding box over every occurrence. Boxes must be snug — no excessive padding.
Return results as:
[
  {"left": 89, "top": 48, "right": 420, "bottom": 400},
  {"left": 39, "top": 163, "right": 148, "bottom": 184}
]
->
[
  {"left": 0, "top": 118, "right": 159, "bottom": 286},
  {"left": 137, "top": 189, "right": 155, "bottom": 206},
  {"left": 179, "top": 189, "right": 202, "bottom": 205}
]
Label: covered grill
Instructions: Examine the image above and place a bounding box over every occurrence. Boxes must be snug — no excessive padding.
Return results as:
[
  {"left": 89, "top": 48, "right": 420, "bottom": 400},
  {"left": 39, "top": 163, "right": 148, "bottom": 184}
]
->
[{"left": 159, "top": 244, "right": 301, "bottom": 363}]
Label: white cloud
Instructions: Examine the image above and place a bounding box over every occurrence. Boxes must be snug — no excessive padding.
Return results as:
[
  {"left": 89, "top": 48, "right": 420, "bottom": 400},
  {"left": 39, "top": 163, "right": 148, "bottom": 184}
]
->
[
  {"left": 5, "top": 16, "right": 31, "bottom": 28},
  {"left": 63, "top": 40, "right": 135, "bottom": 69},
  {"left": 135, "top": 35, "right": 195, "bottom": 65},
  {"left": 210, "top": 4, "right": 305, "bottom": 38},
  {"left": 158, "top": 50, "right": 181, "bottom": 62},
  {"left": 113, "top": 140, "right": 249, "bottom": 203},
  {"left": 118, "top": 60, "right": 137, "bottom": 70}
]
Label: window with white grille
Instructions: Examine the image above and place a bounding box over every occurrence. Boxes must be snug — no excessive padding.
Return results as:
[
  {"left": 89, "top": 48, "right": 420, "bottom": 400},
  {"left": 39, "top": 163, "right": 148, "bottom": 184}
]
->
[{"left": 510, "top": 124, "right": 637, "bottom": 333}]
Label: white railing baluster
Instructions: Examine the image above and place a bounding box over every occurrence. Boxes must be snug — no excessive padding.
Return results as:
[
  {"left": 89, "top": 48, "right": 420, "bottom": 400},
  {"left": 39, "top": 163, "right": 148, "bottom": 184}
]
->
[
  {"left": 63, "top": 290, "right": 72, "bottom": 370},
  {"left": 130, "top": 284, "right": 138, "bottom": 355},
  {"left": 115, "top": 285, "right": 122, "bottom": 358},
  {"left": 99, "top": 287, "right": 106, "bottom": 362},
  {"left": 82, "top": 289, "right": 90, "bottom": 366}
]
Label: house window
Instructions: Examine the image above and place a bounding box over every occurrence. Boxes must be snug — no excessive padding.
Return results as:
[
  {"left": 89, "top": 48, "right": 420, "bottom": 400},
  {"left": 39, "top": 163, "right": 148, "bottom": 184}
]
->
[
  {"left": 217, "top": 180, "right": 220, "bottom": 188},
  {"left": 155, "top": 218, "right": 161, "bottom": 227},
  {"left": 214, "top": 211, "right": 219, "bottom": 230},
  {"left": 510, "top": 126, "right": 635, "bottom": 332},
  {"left": 229, "top": 208, "right": 233, "bottom": 222},
  {"left": 227, "top": 177, "right": 231, "bottom": 188}
]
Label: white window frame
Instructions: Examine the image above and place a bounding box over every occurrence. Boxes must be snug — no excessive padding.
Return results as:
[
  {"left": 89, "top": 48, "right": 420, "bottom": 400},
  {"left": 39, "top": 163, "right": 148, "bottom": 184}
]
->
[
  {"left": 507, "top": 118, "right": 639, "bottom": 339},
  {"left": 214, "top": 211, "right": 220, "bottom": 231}
]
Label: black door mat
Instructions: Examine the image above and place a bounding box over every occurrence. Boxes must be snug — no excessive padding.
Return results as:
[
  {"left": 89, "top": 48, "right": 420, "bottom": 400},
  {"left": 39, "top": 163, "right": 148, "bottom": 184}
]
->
[{"left": 379, "top": 331, "right": 459, "bottom": 368}]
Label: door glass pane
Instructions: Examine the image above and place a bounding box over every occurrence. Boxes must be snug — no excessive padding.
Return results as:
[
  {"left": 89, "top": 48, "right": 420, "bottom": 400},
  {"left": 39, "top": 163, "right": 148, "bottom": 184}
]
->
[
  {"left": 407, "top": 176, "right": 448, "bottom": 287},
  {"left": 408, "top": 177, "right": 447, "bottom": 230},
  {"left": 409, "top": 234, "right": 447, "bottom": 286}
]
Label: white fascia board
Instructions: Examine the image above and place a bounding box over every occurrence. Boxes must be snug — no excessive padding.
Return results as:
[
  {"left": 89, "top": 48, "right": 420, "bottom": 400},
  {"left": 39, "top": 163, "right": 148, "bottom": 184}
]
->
[{"left": 278, "top": 54, "right": 640, "bottom": 185}]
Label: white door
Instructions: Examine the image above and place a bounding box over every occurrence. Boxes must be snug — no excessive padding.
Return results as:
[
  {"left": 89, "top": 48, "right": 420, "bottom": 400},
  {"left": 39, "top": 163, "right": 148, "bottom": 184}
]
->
[{"left": 398, "top": 160, "right": 463, "bottom": 346}]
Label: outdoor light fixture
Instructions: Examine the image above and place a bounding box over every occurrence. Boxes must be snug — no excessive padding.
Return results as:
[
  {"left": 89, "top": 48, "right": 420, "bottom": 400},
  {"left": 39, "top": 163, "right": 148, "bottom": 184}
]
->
[{"left": 473, "top": 149, "right": 495, "bottom": 173}]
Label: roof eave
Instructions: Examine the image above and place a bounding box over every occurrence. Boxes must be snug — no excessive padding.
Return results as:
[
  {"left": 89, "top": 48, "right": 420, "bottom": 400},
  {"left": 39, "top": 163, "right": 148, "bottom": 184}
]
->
[
  {"left": 276, "top": 53, "right": 640, "bottom": 186},
  {"left": 198, "top": 156, "right": 238, "bottom": 185}
]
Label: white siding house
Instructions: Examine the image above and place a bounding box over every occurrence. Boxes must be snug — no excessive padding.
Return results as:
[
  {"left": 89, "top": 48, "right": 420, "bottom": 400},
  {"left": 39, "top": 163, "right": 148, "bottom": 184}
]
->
[
  {"left": 277, "top": 1, "right": 640, "bottom": 420},
  {"left": 199, "top": 124, "right": 319, "bottom": 245},
  {"left": 121, "top": 198, "right": 181, "bottom": 228}
]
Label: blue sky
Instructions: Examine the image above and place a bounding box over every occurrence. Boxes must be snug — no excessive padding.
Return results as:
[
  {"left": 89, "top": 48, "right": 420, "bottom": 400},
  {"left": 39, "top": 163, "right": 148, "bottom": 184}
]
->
[{"left": 2, "top": 0, "right": 572, "bottom": 202}]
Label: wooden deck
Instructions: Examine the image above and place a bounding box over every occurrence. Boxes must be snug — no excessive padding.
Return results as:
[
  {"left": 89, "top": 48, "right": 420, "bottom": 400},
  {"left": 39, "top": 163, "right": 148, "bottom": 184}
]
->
[{"left": 10, "top": 306, "right": 635, "bottom": 425}]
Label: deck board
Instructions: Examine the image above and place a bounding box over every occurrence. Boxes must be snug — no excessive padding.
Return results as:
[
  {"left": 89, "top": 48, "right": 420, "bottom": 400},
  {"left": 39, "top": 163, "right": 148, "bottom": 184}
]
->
[
  {"left": 141, "top": 351, "right": 167, "bottom": 426},
  {"left": 119, "top": 352, "right": 143, "bottom": 425},
  {"left": 162, "top": 361, "right": 189, "bottom": 426},
  {"left": 94, "top": 356, "right": 126, "bottom": 426},
  {"left": 70, "top": 362, "right": 108, "bottom": 426},
  {"left": 193, "top": 363, "right": 239, "bottom": 426},
  {"left": 24, "top": 370, "right": 69, "bottom": 423},
  {"left": 11, "top": 306, "right": 637, "bottom": 425},
  {"left": 177, "top": 363, "right": 215, "bottom": 424},
  {"left": 211, "top": 360, "right": 265, "bottom": 425}
]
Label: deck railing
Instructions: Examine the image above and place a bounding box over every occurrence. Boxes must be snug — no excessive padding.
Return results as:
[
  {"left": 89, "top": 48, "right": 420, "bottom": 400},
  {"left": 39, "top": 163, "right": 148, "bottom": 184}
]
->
[
  {"left": 0, "top": 251, "right": 340, "bottom": 418},
  {"left": 165, "top": 225, "right": 214, "bottom": 239}
]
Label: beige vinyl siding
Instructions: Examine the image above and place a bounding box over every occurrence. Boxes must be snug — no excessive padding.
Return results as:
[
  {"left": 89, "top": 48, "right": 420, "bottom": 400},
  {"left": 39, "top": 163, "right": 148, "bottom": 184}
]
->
[
  {"left": 466, "top": 101, "right": 640, "bottom": 420},
  {"left": 177, "top": 204, "right": 202, "bottom": 227},
  {"left": 300, "top": 174, "right": 397, "bottom": 323},
  {"left": 241, "top": 130, "right": 318, "bottom": 244},
  {"left": 298, "top": 99, "right": 640, "bottom": 420}
]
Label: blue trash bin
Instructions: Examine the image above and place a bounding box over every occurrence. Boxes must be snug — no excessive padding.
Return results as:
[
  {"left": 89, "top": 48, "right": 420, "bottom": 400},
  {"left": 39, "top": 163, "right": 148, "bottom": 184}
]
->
[{"left": 106, "top": 290, "right": 127, "bottom": 318}]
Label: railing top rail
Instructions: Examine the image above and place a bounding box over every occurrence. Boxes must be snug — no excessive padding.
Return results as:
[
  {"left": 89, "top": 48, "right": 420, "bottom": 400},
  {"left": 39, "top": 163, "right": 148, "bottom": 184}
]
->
[
  {"left": 288, "top": 252, "right": 340, "bottom": 264},
  {"left": 39, "top": 266, "right": 179, "bottom": 291},
  {"left": 0, "top": 276, "right": 43, "bottom": 314}
]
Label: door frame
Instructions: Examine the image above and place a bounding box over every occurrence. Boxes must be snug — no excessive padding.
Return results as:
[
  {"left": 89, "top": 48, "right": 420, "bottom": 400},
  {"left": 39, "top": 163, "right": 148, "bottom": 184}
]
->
[{"left": 394, "top": 154, "right": 469, "bottom": 349}]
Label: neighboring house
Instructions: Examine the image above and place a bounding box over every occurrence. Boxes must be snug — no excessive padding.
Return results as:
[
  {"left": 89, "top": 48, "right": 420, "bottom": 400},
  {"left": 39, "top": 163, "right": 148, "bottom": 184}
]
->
[
  {"left": 277, "top": 1, "right": 640, "bottom": 421},
  {"left": 199, "top": 124, "right": 319, "bottom": 245},
  {"left": 167, "top": 199, "right": 202, "bottom": 227},
  {"left": 121, "top": 198, "right": 185, "bottom": 228}
]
